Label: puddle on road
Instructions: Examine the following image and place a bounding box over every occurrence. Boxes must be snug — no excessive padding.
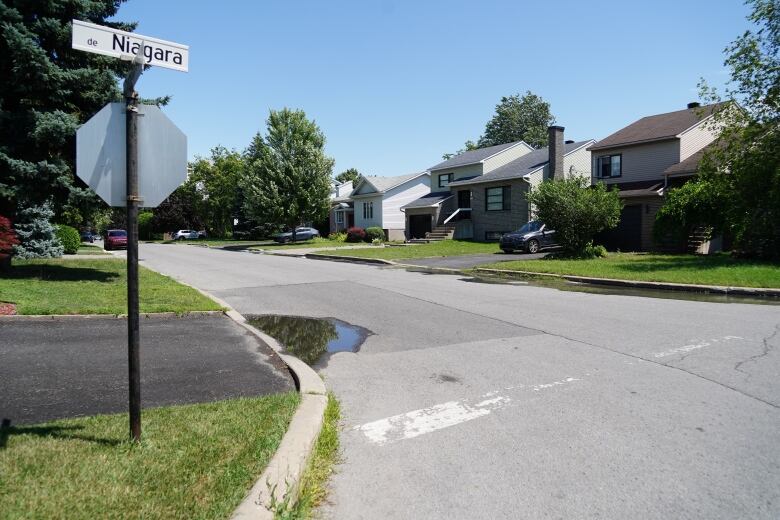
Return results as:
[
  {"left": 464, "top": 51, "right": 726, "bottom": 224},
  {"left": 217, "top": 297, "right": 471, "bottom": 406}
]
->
[{"left": 247, "top": 315, "right": 370, "bottom": 365}]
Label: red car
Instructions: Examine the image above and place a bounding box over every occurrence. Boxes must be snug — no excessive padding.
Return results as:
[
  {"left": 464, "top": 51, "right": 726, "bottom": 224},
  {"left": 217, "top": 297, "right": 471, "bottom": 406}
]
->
[{"left": 104, "top": 229, "right": 128, "bottom": 251}]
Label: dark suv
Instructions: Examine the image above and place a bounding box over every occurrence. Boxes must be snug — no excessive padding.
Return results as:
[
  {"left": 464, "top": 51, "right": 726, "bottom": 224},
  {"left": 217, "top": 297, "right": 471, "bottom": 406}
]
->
[{"left": 499, "top": 221, "right": 557, "bottom": 254}]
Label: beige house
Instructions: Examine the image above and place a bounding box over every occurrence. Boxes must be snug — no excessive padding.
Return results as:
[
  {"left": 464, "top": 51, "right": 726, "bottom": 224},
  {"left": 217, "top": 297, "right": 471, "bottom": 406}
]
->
[{"left": 588, "top": 102, "right": 725, "bottom": 251}]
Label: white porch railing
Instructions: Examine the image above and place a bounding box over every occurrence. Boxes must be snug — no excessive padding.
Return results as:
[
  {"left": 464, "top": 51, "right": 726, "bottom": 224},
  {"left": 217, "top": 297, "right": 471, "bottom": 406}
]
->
[{"left": 443, "top": 207, "right": 471, "bottom": 224}]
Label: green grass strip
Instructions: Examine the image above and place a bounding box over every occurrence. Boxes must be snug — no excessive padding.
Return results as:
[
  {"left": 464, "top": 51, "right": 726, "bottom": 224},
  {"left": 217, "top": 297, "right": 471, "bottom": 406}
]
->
[
  {"left": 317, "top": 240, "right": 502, "bottom": 260},
  {"left": 0, "top": 393, "right": 300, "bottom": 520}
]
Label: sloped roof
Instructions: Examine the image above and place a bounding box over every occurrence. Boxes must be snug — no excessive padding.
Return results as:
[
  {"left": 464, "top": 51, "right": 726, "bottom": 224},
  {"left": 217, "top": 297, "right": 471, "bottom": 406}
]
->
[
  {"left": 428, "top": 141, "right": 529, "bottom": 171},
  {"left": 664, "top": 141, "right": 722, "bottom": 176},
  {"left": 351, "top": 172, "right": 428, "bottom": 196},
  {"left": 448, "top": 140, "right": 593, "bottom": 187},
  {"left": 401, "top": 192, "right": 453, "bottom": 210},
  {"left": 588, "top": 103, "right": 725, "bottom": 151}
]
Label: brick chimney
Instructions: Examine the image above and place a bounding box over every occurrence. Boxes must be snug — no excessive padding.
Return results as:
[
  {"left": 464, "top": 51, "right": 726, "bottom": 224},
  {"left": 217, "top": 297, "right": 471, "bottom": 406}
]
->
[{"left": 547, "top": 126, "right": 565, "bottom": 180}]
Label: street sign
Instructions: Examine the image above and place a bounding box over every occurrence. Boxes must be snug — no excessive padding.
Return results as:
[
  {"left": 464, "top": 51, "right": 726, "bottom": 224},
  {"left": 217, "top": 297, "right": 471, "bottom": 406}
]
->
[
  {"left": 76, "top": 103, "right": 187, "bottom": 208},
  {"left": 72, "top": 19, "right": 189, "bottom": 72}
]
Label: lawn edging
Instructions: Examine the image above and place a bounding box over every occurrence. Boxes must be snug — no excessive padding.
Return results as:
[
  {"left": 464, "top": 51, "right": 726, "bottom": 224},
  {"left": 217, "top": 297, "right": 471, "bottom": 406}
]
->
[
  {"left": 474, "top": 267, "right": 780, "bottom": 297},
  {"left": 173, "top": 281, "right": 328, "bottom": 519}
]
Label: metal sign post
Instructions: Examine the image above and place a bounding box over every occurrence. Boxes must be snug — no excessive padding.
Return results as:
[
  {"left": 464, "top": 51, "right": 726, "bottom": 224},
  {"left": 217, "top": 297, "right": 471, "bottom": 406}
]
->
[{"left": 73, "top": 21, "right": 188, "bottom": 442}]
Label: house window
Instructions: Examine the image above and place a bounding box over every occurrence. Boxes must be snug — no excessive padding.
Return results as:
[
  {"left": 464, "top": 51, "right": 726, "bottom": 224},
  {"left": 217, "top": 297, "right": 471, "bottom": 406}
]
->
[
  {"left": 597, "top": 154, "right": 622, "bottom": 178},
  {"left": 438, "top": 173, "right": 454, "bottom": 188},
  {"left": 485, "top": 186, "right": 510, "bottom": 211},
  {"left": 362, "top": 201, "right": 373, "bottom": 219},
  {"left": 336, "top": 211, "right": 344, "bottom": 224}
]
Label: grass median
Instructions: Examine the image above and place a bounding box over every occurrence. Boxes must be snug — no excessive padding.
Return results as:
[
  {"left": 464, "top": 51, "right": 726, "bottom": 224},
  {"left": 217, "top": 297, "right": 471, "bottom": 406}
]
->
[
  {"left": 478, "top": 253, "right": 780, "bottom": 288},
  {"left": 316, "top": 240, "right": 501, "bottom": 260},
  {"left": 0, "top": 393, "right": 300, "bottom": 520},
  {"left": 0, "top": 258, "right": 222, "bottom": 314}
]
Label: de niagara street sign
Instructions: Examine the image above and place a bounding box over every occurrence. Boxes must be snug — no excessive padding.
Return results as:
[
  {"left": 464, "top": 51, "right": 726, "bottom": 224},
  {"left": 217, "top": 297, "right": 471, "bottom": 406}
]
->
[
  {"left": 76, "top": 103, "right": 188, "bottom": 208},
  {"left": 72, "top": 19, "right": 189, "bottom": 72}
]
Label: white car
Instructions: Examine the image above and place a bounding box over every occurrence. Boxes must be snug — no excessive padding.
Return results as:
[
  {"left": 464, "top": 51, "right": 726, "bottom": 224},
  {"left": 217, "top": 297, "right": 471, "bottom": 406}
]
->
[{"left": 172, "top": 229, "right": 199, "bottom": 240}]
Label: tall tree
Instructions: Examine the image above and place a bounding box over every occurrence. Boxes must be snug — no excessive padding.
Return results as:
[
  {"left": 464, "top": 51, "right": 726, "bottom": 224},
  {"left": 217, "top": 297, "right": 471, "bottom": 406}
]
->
[
  {"left": 0, "top": 1, "right": 136, "bottom": 220},
  {"left": 335, "top": 168, "right": 361, "bottom": 185},
  {"left": 241, "top": 109, "right": 334, "bottom": 242},
  {"left": 478, "top": 91, "right": 556, "bottom": 148},
  {"left": 188, "top": 146, "right": 244, "bottom": 237},
  {"left": 656, "top": 0, "right": 780, "bottom": 258}
]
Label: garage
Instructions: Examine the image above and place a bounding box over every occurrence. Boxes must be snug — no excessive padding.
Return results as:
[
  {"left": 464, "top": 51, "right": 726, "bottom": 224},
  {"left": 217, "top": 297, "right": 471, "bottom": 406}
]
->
[
  {"left": 409, "top": 214, "right": 432, "bottom": 239},
  {"left": 597, "top": 204, "right": 642, "bottom": 251}
]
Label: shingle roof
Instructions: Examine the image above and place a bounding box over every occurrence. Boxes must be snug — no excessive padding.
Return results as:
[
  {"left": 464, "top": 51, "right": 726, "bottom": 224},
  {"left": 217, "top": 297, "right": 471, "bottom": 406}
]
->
[
  {"left": 663, "top": 141, "right": 721, "bottom": 176},
  {"left": 588, "top": 103, "right": 725, "bottom": 151},
  {"left": 401, "top": 191, "right": 453, "bottom": 210},
  {"left": 448, "top": 140, "right": 593, "bottom": 187},
  {"left": 353, "top": 172, "right": 427, "bottom": 195},
  {"left": 428, "top": 141, "right": 528, "bottom": 171}
]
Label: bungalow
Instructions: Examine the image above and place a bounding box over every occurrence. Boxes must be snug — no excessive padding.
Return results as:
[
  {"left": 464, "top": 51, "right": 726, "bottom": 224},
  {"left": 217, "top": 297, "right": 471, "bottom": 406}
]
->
[
  {"left": 403, "top": 126, "right": 594, "bottom": 241},
  {"left": 588, "top": 102, "right": 725, "bottom": 251},
  {"left": 329, "top": 180, "right": 354, "bottom": 234},
  {"left": 350, "top": 172, "right": 430, "bottom": 241}
]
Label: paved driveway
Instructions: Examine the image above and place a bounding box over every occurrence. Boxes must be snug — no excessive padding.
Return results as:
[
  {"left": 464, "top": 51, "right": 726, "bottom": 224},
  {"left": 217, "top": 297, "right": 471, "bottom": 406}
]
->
[
  {"left": 133, "top": 244, "right": 780, "bottom": 520},
  {"left": 0, "top": 313, "right": 293, "bottom": 425}
]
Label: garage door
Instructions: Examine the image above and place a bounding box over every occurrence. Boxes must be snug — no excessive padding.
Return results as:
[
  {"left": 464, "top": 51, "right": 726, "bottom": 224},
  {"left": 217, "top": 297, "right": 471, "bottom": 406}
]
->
[
  {"left": 597, "top": 204, "right": 642, "bottom": 251},
  {"left": 409, "top": 215, "right": 431, "bottom": 239}
]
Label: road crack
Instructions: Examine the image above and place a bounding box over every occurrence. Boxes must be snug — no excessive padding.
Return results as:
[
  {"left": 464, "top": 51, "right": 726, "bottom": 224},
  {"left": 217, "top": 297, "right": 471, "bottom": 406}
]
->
[{"left": 734, "top": 323, "right": 780, "bottom": 379}]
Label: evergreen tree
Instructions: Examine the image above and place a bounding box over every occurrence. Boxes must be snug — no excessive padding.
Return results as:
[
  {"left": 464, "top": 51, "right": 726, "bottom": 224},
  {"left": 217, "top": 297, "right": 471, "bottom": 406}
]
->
[
  {"left": 13, "top": 201, "right": 64, "bottom": 258},
  {"left": 0, "top": 1, "right": 135, "bottom": 220},
  {"left": 241, "top": 109, "right": 334, "bottom": 242}
]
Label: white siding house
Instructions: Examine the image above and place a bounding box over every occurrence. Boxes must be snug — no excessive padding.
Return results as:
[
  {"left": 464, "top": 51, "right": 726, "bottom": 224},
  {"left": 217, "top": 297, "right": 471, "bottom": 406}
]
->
[{"left": 351, "top": 172, "right": 430, "bottom": 240}]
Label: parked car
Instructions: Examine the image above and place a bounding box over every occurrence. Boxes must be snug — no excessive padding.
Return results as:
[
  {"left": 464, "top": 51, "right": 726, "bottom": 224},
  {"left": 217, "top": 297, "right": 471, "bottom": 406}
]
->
[
  {"left": 80, "top": 230, "right": 95, "bottom": 243},
  {"left": 273, "top": 227, "right": 320, "bottom": 243},
  {"left": 104, "top": 229, "right": 127, "bottom": 251},
  {"left": 172, "top": 229, "right": 199, "bottom": 241},
  {"left": 499, "top": 221, "right": 557, "bottom": 254},
  {"left": 197, "top": 230, "right": 207, "bottom": 239}
]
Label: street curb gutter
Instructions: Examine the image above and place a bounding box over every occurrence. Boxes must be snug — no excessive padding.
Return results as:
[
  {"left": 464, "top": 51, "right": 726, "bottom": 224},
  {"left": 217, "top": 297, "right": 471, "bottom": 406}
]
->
[
  {"left": 306, "top": 252, "right": 396, "bottom": 265},
  {"left": 474, "top": 268, "right": 780, "bottom": 297},
  {"left": 178, "top": 285, "right": 328, "bottom": 519}
]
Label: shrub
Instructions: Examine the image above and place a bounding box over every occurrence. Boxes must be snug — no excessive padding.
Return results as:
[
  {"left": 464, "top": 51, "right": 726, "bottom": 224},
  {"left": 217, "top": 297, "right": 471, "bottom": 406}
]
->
[
  {"left": 346, "top": 227, "right": 366, "bottom": 242},
  {"left": 583, "top": 242, "right": 608, "bottom": 258},
  {"left": 527, "top": 177, "right": 622, "bottom": 256},
  {"left": 371, "top": 238, "right": 382, "bottom": 246},
  {"left": 13, "top": 202, "right": 64, "bottom": 259},
  {"left": 138, "top": 211, "right": 154, "bottom": 241},
  {"left": 55, "top": 224, "right": 80, "bottom": 254},
  {"left": 0, "top": 215, "right": 19, "bottom": 254},
  {"left": 328, "top": 231, "right": 347, "bottom": 242},
  {"left": 365, "top": 226, "right": 385, "bottom": 243}
]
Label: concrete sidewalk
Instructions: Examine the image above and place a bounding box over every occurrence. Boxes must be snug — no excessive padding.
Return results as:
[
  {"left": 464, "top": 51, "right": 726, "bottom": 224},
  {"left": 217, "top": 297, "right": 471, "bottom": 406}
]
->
[{"left": 0, "top": 313, "right": 294, "bottom": 425}]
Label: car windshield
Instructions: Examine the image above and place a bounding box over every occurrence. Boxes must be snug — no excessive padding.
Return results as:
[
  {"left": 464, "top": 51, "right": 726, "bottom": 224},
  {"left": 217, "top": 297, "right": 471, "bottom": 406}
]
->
[
  {"left": 108, "top": 230, "right": 127, "bottom": 237},
  {"left": 517, "top": 221, "right": 542, "bottom": 234}
]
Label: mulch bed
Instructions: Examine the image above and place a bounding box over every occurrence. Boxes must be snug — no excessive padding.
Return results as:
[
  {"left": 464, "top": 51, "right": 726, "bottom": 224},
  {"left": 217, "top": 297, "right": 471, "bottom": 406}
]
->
[{"left": 0, "top": 302, "right": 17, "bottom": 315}]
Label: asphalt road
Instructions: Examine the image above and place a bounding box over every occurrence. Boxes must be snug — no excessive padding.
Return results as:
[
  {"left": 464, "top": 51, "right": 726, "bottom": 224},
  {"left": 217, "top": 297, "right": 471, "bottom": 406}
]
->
[
  {"left": 0, "top": 313, "right": 294, "bottom": 425},
  {"left": 134, "top": 244, "right": 780, "bottom": 520}
]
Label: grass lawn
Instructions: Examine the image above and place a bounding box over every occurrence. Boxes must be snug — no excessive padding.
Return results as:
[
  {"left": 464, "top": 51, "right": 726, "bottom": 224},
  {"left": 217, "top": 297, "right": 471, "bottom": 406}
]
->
[
  {"left": 250, "top": 239, "right": 369, "bottom": 251},
  {"left": 0, "top": 258, "right": 222, "bottom": 314},
  {"left": 316, "top": 240, "right": 501, "bottom": 260},
  {"left": 0, "top": 393, "right": 300, "bottom": 520},
  {"left": 74, "top": 244, "right": 107, "bottom": 255},
  {"left": 478, "top": 253, "right": 780, "bottom": 288}
]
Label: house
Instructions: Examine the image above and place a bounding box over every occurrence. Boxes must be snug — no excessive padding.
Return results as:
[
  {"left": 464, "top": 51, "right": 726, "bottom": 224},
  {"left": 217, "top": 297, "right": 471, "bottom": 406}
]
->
[
  {"left": 403, "top": 127, "right": 594, "bottom": 242},
  {"left": 350, "top": 172, "right": 430, "bottom": 240},
  {"left": 588, "top": 102, "right": 725, "bottom": 251},
  {"left": 329, "top": 180, "right": 354, "bottom": 234}
]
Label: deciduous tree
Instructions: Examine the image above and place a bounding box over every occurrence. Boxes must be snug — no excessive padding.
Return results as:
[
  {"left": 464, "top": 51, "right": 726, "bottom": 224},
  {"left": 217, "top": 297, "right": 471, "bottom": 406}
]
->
[{"left": 335, "top": 168, "right": 361, "bottom": 185}]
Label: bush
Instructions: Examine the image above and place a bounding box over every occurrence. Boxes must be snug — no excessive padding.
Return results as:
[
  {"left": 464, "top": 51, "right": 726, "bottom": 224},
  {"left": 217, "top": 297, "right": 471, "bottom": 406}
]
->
[
  {"left": 527, "top": 177, "right": 622, "bottom": 256},
  {"left": 12, "top": 202, "right": 64, "bottom": 259},
  {"left": 346, "top": 227, "right": 366, "bottom": 242},
  {"left": 371, "top": 238, "right": 382, "bottom": 246},
  {"left": 365, "top": 226, "right": 385, "bottom": 243},
  {"left": 138, "top": 211, "right": 154, "bottom": 241},
  {"left": 0, "top": 215, "right": 19, "bottom": 254},
  {"left": 328, "top": 231, "right": 347, "bottom": 242},
  {"left": 583, "top": 242, "right": 608, "bottom": 258},
  {"left": 55, "top": 224, "right": 80, "bottom": 254}
]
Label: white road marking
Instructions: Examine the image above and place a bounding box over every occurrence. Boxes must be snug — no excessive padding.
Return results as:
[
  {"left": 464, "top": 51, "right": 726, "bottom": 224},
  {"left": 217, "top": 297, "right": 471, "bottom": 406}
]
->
[
  {"left": 354, "top": 376, "right": 581, "bottom": 446},
  {"left": 652, "top": 335, "right": 744, "bottom": 358}
]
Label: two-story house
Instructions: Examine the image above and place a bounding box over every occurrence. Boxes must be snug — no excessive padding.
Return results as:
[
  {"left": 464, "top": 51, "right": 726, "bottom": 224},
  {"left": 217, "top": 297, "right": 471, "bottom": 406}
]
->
[
  {"left": 403, "top": 126, "right": 594, "bottom": 241},
  {"left": 350, "top": 172, "right": 430, "bottom": 240},
  {"left": 588, "top": 102, "right": 724, "bottom": 251},
  {"left": 329, "top": 180, "right": 354, "bottom": 234}
]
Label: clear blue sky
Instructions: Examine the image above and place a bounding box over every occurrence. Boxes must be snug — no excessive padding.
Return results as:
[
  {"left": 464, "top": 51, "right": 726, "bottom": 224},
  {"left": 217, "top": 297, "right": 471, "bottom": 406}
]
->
[{"left": 113, "top": 0, "right": 749, "bottom": 176}]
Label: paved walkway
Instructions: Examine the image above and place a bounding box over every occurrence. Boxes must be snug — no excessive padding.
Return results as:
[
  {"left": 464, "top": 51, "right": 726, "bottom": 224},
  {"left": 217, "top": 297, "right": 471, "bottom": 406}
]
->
[{"left": 0, "top": 313, "right": 294, "bottom": 425}]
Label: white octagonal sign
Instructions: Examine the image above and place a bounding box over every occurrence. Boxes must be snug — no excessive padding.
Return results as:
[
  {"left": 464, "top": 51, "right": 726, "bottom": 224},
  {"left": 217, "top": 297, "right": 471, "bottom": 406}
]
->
[{"left": 77, "top": 102, "right": 187, "bottom": 207}]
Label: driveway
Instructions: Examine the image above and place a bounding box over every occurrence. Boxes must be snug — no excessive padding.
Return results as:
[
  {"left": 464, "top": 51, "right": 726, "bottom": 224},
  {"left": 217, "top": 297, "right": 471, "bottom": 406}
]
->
[
  {"left": 0, "top": 313, "right": 293, "bottom": 425},
  {"left": 397, "top": 251, "right": 547, "bottom": 269},
  {"left": 131, "top": 244, "right": 780, "bottom": 520}
]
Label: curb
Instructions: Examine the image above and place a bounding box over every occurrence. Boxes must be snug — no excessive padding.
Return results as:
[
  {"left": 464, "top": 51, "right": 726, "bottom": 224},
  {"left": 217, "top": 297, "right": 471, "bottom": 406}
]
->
[
  {"left": 306, "top": 252, "right": 396, "bottom": 265},
  {"left": 474, "top": 268, "right": 780, "bottom": 297},
  {"left": 0, "top": 310, "right": 224, "bottom": 321},
  {"left": 174, "top": 283, "right": 328, "bottom": 519}
]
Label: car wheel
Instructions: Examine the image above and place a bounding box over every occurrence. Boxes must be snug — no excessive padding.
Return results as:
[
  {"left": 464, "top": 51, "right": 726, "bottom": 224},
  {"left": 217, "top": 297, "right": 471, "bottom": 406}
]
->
[
  {"left": 526, "top": 239, "right": 540, "bottom": 254},
  {"left": 502, "top": 248, "right": 513, "bottom": 254}
]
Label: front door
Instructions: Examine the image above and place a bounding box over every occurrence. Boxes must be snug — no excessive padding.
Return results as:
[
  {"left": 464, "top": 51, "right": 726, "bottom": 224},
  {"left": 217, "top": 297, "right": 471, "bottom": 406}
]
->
[{"left": 457, "top": 190, "right": 471, "bottom": 209}]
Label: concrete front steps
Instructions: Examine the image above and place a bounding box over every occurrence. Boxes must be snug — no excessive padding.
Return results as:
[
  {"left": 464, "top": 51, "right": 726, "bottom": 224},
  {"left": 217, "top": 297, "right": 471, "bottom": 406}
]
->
[{"left": 408, "top": 225, "right": 455, "bottom": 244}]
